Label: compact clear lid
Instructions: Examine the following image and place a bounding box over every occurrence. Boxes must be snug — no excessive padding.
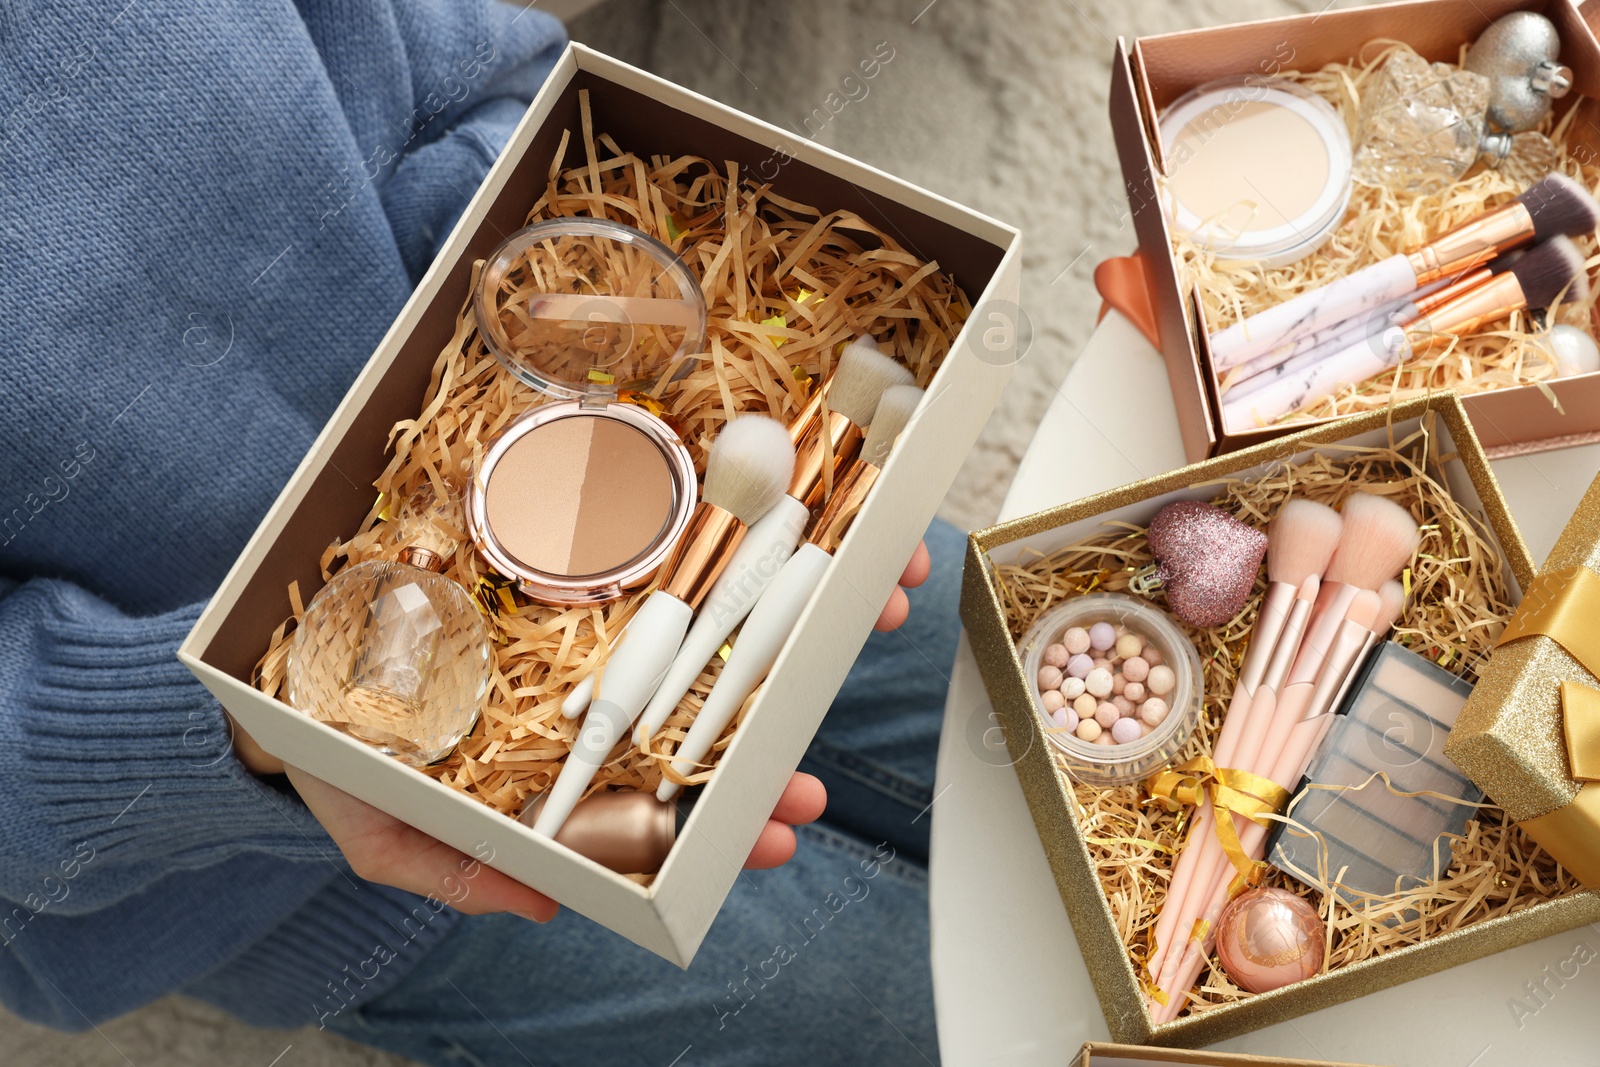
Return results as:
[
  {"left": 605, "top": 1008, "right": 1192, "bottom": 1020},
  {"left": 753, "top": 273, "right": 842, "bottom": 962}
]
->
[{"left": 474, "top": 218, "right": 707, "bottom": 402}]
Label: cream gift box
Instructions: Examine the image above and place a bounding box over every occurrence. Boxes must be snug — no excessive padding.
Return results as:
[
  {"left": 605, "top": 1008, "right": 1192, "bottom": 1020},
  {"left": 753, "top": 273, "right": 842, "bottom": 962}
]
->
[
  {"left": 176, "top": 43, "right": 1020, "bottom": 967},
  {"left": 960, "top": 394, "right": 1600, "bottom": 1046},
  {"left": 1104, "top": 0, "right": 1600, "bottom": 463},
  {"left": 1072, "top": 1041, "right": 1382, "bottom": 1067}
]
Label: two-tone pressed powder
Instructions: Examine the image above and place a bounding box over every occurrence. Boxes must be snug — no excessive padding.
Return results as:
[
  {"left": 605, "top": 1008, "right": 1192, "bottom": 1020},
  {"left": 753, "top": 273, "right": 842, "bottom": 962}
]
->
[{"left": 468, "top": 219, "right": 706, "bottom": 604}]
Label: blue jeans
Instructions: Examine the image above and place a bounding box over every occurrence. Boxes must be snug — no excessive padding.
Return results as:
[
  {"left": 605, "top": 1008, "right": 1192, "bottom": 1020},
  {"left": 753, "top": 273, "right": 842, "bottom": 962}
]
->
[{"left": 326, "top": 520, "right": 964, "bottom": 1066}]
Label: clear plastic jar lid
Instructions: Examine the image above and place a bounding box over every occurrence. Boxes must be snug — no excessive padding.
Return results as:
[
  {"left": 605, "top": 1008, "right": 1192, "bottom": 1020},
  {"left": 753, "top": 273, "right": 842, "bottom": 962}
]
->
[
  {"left": 1158, "top": 76, "right": 1353, "bottom": 268},
  {"left": 1018, "top": 592, "right": 1203, "bottom": 788},
  {"left": 474, "top": 218, "right": 707, "bottom": 402}
]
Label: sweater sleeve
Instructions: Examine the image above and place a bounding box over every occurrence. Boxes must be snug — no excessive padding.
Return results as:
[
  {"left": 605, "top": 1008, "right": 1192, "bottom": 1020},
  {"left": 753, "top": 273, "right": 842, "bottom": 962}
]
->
[
  {"left": 293, "top": 0, "right": 569, "bottom": 278},
  {"left": 0, "top": 577, "right": 341, "bottom": 916}
]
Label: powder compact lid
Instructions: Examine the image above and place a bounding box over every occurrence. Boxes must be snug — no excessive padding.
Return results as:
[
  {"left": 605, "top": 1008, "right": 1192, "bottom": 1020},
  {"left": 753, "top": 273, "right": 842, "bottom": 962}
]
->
[
  {"left": 474, "top": 217, "right": 708, "bottom": 403},
  {"left": 1158, "top": 76, "right": 1353, "bottom": 267}
]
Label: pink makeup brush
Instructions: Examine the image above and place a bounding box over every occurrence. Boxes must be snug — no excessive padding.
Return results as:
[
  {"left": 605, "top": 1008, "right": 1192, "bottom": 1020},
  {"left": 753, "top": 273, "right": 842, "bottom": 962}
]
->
[
  {"left": 1154, "top": 589, "right": 1385, "bottom": 1023},
  {"left": 1144, "top": 500, "right": 1338, "bottom": 993},
  {"left": 1208, "top": 173, "right": 1599, "bottom": 370},
  {"left": 1292, "top": 494, "right": 1418, "bottom": 688}
]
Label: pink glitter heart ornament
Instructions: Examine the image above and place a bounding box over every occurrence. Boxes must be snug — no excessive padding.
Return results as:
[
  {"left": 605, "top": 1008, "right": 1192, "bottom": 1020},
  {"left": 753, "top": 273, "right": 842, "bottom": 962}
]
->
[{"left": 1147, "top": 501, "right": 1267, "bottom": 628}]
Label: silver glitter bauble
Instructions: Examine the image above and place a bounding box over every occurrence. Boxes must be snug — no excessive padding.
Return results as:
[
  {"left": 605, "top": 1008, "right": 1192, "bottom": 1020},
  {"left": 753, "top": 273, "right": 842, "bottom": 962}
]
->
[{"left": 1465, "top": 11, "right": 1572, "bottom": 134}]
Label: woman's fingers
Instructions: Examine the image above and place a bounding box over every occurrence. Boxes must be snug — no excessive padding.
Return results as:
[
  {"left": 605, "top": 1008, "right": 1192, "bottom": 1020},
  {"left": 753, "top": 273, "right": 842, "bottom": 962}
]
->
[
  {"left": 899, "top": 539, "right": 932, "bottom": 589},
  {"left": 768, "top": 771, "right": 826, "bottom": 826},
  {"left": 874, "top": 585, "right": 910, "bottom": 631},
  {"left": 285, "top": 765, "right": 558, "bottom": 922},
  {"left": 745, "top": 821, "right": 798, "bottom": 869}
]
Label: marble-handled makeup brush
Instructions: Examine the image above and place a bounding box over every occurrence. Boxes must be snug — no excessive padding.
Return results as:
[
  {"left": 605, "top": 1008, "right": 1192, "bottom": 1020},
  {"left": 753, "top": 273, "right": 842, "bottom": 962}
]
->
[
  {"left": 1144, "top": 500, "right": 1339, "bottom": 989},
  {"left": 1222, "top": 236, "right": 1588, "bottom": 433},
  {"left": 1291, "top": 493, "right": 1418, "bottom": 692},
  {"left": 623, "top": 338, "right": 914, "bottom": 744},
  {"left": 1221, "top": 254, "right": 1521, "bottom": 399},
  {"left": 1153, "top": 591, "right": 1386, "bottom": 1023},
  {"left": 532, "top": 416, "right": 795, "bottom": 838},
  {"left": 655, "top": 384, "right": 923, "bottom": 802},
  {"left": 1209, "top": 173, "right": 1599, "bottom": 370}
]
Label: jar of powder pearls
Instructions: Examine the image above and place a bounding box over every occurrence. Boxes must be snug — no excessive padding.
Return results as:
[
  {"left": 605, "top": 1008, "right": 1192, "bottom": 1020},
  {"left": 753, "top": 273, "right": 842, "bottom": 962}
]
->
[{"left": 1018, "top": 592, "right": 1202, "bottom": 787}]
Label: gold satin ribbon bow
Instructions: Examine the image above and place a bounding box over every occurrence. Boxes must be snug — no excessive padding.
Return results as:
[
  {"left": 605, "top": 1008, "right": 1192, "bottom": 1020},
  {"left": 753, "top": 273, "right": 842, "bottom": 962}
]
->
[
  {"left": 1495, "top": 565, "right": 1600, "bottom": 885},
  {"left": 1499, "top": 566, "right": 1600, "bottom": 781},
  {"left": 1146, "top": 757, "right": 1290, "bottom": 893}
]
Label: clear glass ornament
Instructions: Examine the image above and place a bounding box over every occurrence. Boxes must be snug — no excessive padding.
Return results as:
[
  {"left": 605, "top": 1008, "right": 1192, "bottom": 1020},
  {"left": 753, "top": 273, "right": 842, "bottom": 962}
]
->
[
  {"left": 286, "top": 484, "right": 491, "bottom": 766},
  {"left": 1352, "top": 47, "right": 1491, "bottom": 195}
]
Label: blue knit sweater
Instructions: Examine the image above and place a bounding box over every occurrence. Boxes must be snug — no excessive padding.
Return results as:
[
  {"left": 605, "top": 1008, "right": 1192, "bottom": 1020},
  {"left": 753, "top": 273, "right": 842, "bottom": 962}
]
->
[{"left": 0, "top": 0, "right": 564, "bottom": 1030}]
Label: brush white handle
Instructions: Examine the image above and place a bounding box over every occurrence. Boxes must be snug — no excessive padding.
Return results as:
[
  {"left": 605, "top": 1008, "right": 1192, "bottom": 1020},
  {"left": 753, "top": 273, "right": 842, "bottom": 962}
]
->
[
  {"left": 1208, "top": 253, "right": 1416, "bottom": 370},
  {"left": 657, "top": 543, "right": 832, "bottom": 801},
  {"left": 1223, "top": 294, "right": 1416, "bottom": 398},
  {"left": 633, "top": 497, "right": 811, "bottom": 746},
  {"left": 532, "top": 591, "right": 694, "bottom": 837},
  {"left": 1221, "top": 326, "right": 1411, "bottom": 434},
  {"left": 562, "top": 670, "right": 596, "bottom": 718}
]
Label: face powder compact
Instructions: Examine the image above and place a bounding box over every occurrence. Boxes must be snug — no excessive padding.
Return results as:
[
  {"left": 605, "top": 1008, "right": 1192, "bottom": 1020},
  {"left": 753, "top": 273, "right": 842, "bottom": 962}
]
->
[
  {"left": 1158, "top": 75, "right": 1354, "bottom": 267},
  {"left": 468, "top": 218, "right": 707, "bottom": 604}
]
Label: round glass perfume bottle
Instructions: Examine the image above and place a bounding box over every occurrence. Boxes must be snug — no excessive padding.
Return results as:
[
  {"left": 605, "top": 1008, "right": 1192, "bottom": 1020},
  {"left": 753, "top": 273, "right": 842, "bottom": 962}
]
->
[{"left": 287, "top": 486, "right": 492, "bottom": 766}]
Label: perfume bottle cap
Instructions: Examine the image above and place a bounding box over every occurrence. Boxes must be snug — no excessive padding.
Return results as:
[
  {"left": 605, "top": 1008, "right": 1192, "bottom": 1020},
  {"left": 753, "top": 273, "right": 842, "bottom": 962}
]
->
[{"left": 396, "top": 546, "right": 446, "bottom": 572}]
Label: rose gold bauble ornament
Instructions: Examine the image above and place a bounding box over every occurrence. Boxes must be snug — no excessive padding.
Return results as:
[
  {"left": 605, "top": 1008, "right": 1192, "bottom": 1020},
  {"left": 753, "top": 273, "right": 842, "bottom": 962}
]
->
[{"left": 1215, "top": 887, "right": 1325, "bottom": 993}]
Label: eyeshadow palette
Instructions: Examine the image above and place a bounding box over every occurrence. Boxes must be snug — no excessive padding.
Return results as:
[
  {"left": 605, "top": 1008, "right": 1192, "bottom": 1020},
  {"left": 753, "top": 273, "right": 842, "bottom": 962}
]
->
[{"left": 1267, "top": 641, "right": 1482, "bottom": 906}]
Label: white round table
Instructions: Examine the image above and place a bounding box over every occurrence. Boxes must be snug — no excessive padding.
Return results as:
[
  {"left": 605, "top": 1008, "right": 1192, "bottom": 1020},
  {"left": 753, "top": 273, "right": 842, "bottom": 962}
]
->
[{"left": 929, "top": 309, "right": 1600, "bottom": 1065}]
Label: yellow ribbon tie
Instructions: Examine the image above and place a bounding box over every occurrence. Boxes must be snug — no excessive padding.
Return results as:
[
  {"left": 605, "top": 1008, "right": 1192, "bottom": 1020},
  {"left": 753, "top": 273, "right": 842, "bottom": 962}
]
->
[{"left": 1146, "top": 756, "right": 1291, "bottom": 890}]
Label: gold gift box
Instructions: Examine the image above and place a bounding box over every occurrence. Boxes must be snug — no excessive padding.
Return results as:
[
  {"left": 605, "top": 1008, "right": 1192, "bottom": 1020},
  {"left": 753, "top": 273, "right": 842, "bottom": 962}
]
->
[
  {"left": 960, "top": 394, "right": 1600, "bottom": 1046},
  {"left": 1447, "top": 470, "right": 1600, "bottom": 887},
  {"left": 1072, "top": 1041, "right": 1377, "bottom": 1067}
]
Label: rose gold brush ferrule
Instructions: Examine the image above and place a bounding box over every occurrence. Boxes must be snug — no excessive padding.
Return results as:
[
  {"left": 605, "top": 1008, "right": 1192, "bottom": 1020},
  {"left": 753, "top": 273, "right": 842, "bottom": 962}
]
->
[
  {"left": 1412, "top": 266, "right": 1494, "bottom": 317},
  {"left": 659, "top": 502, "right": 746, "bottom": 610},
  {"left": 1304, "top": 619, "right": 1375, "bottom": 720},
  {"left": 1321, "top": 633, "right": 1379, "bottom": 722},
  {"left": 1404, "top": 272, "right": 1528, "bottom": 358},
  {"left": 805, "top": 460, "right": 879, "bottom": 554},
  {"left": 1261, "top": 595, "right": 1314, "bottom": 693},
  {"left": 788, "top": 407, "right": 862, "bottom": 511},
  {"left": 1405, "top": 202, "right": 1533, "bottom": 285},
  {"left": 1237, "top": 582, "right": 1296, "bottom": 695}
]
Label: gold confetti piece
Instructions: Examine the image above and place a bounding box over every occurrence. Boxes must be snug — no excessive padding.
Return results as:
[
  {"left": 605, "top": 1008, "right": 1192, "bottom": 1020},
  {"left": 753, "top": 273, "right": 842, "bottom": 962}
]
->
[
  {"left": 760, "top": 313, "right": 788, "bottom": 347},
  {"left": 587, "top": 368, "right": 615, "bottom": 384},
  {"left": 717, "top": 642, "right": 733, "bottom": 663}
]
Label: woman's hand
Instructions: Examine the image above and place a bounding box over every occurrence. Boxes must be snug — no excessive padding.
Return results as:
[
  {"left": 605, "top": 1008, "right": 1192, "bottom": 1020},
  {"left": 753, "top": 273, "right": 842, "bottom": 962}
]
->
[{"left": 236, "top": 541, "right": 931, "bottom": 917}]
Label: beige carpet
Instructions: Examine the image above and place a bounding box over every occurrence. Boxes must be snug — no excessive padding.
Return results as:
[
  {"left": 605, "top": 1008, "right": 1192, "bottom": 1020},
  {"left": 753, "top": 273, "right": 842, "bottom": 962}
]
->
[{"left": 0, "top": 0, "right": 1333, "bottom": 1062}]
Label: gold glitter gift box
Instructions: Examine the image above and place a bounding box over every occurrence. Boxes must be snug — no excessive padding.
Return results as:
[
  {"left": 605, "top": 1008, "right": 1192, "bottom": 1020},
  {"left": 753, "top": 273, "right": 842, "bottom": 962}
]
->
[
  {"left": 1447, "top": 469, "right": 1600, "bottom": 888},
  {"left": 1072, "top": 1042, "right": 1376, "bottom": 1067},
  {"left": 960, "top": 394, "right": 1600, "bottom": 1046}
]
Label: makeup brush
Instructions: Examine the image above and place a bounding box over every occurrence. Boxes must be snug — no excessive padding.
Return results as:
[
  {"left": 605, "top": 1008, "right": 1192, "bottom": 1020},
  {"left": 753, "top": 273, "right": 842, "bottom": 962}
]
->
[
  {"left": 533, "top": 415, "right": 796, "bottom": 838},
  {"left": 1222, "top": 253, "right": 1522, "bottom": 399},
  {"left": 1290, "top": 493, "right": 1418, "bottom": 690},
  {"left": 1321, "top": 578, "right": 1408, "bottom": 720},
  {"left": 1209, "top": 173, "right": 1600, "bottom": 370},
  {"left": 623, "top": 338, "right": 915, "bottom": 744},
  {"left": 1154, "top": 590, "right": 1385, "bottom": 1023},
  {"left": 1224, "top": 235, "right": 1590, "bottom": 432},
  {"left": 1144, "top": 573, "right": 1320, "bottom": 1004},
  {"left": 656, "top": 384, "right": 923, "bottom": 802},
  {"left": 1144, "top": 500, "right": 1338, "bottom": 987}
]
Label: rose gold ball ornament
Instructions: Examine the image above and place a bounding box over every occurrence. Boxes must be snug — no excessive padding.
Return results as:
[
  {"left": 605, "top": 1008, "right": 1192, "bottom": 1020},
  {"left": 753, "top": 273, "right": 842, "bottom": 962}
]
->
[{"left": 1215, "top": 887, "right": 1325, "bottom": 993}]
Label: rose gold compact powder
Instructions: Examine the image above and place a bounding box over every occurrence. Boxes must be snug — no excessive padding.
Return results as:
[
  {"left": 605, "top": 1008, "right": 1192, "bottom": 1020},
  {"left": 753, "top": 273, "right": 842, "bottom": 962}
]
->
[{"left": 467, "top": 219, "right": 706, "bottom": 605}]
